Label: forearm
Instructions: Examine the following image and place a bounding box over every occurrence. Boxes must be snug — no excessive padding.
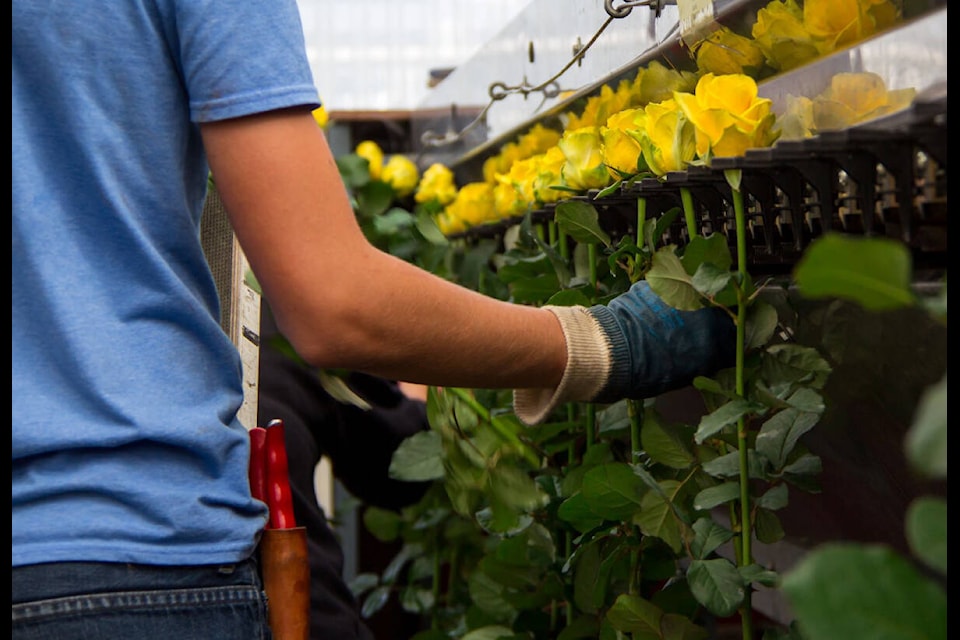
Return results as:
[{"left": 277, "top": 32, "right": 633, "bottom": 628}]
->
[
  {"left": 274, "top": 244, "right": 567, "bottom": 390},
  {"left": 201, "top": 109, "right": 567, "bottom": 391}
]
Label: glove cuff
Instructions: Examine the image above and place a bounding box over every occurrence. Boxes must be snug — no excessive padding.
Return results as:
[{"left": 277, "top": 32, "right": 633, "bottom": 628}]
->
[{"left": 513, "top": 305, "right": 612, "bottom": 425}]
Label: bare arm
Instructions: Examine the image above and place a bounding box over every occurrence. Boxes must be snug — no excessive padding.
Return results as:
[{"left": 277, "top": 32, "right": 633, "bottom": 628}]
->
[{"left": 201, "top": 107, "right": 567, "bottom": 391}]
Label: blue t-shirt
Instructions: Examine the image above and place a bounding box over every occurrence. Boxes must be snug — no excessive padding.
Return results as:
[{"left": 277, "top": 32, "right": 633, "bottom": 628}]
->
[{"left": 12, "top": 0, "right": 321, "bottom": 567}]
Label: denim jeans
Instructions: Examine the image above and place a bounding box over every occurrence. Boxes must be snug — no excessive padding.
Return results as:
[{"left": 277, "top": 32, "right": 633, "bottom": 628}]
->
[{"left": 12, "top": 559, "right": 271, "bottom": 640}]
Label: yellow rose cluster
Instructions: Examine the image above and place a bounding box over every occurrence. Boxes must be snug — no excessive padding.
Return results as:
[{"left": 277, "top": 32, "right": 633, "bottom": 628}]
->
[{"left": 334, "top": 0, "right": 908, "bottom": 237}]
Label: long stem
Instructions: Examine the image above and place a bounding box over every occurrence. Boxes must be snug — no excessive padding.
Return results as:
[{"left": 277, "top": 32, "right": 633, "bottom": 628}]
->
[
  {"left": 680, "top": 187, "right": 697, "bottom": 240},
  {"left": 731, "top": 182, "right": 754, "bottom": 640},
  {"left": 447, "top": 387, "right": 539, "bottom": 467},
  {"left": 637, "top": 197, "right": 647, "bottom": 250}
]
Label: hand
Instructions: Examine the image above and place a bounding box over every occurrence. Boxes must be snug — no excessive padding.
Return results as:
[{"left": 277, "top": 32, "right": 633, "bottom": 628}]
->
[{"left": 588, "top": 280, "right": 736, "bottom": 403}]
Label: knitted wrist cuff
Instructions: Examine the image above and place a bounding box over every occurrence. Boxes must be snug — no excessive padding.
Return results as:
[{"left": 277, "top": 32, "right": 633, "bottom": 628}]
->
[{"left": 513, "top": 305, "right": 612, "bottom": 425}]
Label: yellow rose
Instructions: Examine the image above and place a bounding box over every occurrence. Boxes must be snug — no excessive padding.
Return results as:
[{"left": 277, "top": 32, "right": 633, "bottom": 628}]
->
[
  {"left": 312, "top": 105, "right": 329, "bottom": 129},
  {"left": 803, "top": 0, "right": 899, "bottom": 54},
  {"left": 634, "top": 99, "right": 696, "bottom": 176},
  {"left": 751, "top": 0, "right": 820, "bottom": 72},
  {"left": 674, "top": 73, "right": 779, "bottom": 159},
  {"left": 564, "top": 83, "right": 632, "bottom": 131},
  {"left": 414, "top": 163, "right": 458, "bottom": 206},
  {"left": 633, "top": 60, "right": 699, "bottom": 105},
  {"left": 600, "top": 107, "right": 647, "bottom": 179},
  {"left": 443, "top": 182, "right": 496, "bottom": 229},
  {"left": 811, "top": 72, "right": 916, "bottom": 132},
  {"left": 493, "top": 177, "right": 528, "bottom": 219},
  {"left": 355, "top": 140, "right": 384, "bottom": 180},
  {"left": 380, "top": 155, "right": 420, "bottom": 198},
  {"left": 695, "top": 27, "right": 766, "bottom": 76},
  {"left": 557, "top": 126, "right": 613, "bottom": 191},
  {"left": 533, "top": 147, "right": 568, "bottom": 205},
  {"left": 516, "top": 123, "right": 562, "bottom": 158},
  {"left": 434, "top": 210, "right": 466, "bottom": 236}
]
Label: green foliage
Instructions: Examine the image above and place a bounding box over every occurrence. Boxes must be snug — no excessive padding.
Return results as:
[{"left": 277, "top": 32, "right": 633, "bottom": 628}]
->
[{"left": 333, "top": 152, "right": 946, "bottom": 639}]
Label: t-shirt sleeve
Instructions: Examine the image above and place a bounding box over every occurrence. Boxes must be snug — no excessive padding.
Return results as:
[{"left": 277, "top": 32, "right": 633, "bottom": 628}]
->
[{"left": 176, "top": 0, "right": 321, "bottom": 122}]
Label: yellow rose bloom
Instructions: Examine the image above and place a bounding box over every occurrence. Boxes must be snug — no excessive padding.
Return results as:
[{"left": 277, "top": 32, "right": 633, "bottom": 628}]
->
[
  {"left": 443, "top": 182, "right": 496, "bottom": 229},
  {"left": 803, "top": 0, "right": 899, "bottom": 54},
  {"left": 634, "top": 99, "right": 696, "bottom": 176},
  {"left": 752, "top": 0, "right": 820, "bottom": 72},
  {"left": 811, "top": 72, "right": 916, "bottom": 132},
  {"left": 634, "top": 60, "right": 699, "bottom": 106},
  {"left": 600, "top": 108, "right": 647, "bottom": 179},
  {"left": 516, "top": 123, "right": 562, "bottom": 158},
  {"left": 557, "top": 126, "right": 613, "bottom": 191},
  {"left": 414, "top": 163, "right": 458, "bottom": 206},
  {"left": 530, "top": 146, "right": 568, "bottom": 205},
  {"left": 355, "top": 140, "right": 384, "bottom": 180},
  {"left": 380, "top": 155, "right": 420, "bottom": 198},
  {"left": 312, "top": 105, "right": 329, "bottom": 129},
  {"left": 493, "top": 177, "right": 528, "bottom": 219},
  {"left": 674, "top": 73, "right": 779, "bottom": 159},
  {"left": 434, "top": 210, "right": 466, "bottom": 236},
  {"left": 695, "top": 27, "right": 766, "bottom": 76}
]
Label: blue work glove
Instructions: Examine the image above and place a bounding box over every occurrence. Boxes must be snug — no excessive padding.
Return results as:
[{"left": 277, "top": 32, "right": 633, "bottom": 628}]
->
[{"left": 514, "top": 280, "right": 736, "bottom": 425}]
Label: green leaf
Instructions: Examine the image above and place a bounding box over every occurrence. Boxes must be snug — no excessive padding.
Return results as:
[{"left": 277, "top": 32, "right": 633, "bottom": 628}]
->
[
  {"left": 557, "top": 491, "right": 606, "bottom": 533},
  {"left": 745, "top": 300, "right": 779, "bottom": 350},
  {"left": 414, "top": 209, "right": 449, "bottom": 246},
  {"left": 691, "top": 517, "right": 734, "bottom": 559},
  {"left": 399, "top": 584, "right": 435, "bottom": 614},
  {"left": 905, "top": 497, "right": 947, "bottom": 575},
  {"left": 753, "top": 507, "right": 785, "bottom": 544},
  {"left": 646, "top": 248, "right": 703, "bottom": 311},
  {"left": 389, "top": 430, "right": 445, "bottom": 481},
  {"left": 761, "top": 344, "right": 833, "bottom": 391},
  {"left": 555, "top": 200, "right": 612, "bottom": 246},
  {"left": 905, "top": 373, "right": 947, "bottom": 478},
  {"left": 605, "top": 593, "right": 663, "bottom": 634},
  {"left": 695, "top": 397, "right": 766, "bottom": 444},
  {"left": 460, "top": 625, "right": 517, "bottom": 640},
  {"left": 641, "top": 412, "right": 696, "bottom": 469},
  {"left": 355, "top": 179, "right": 396, "bottom": 217},
  {"left": 723, "top": 168, "right": 742, "bottom": 192},
  {"left": 701, "top": 450, "right": 765, "bottom": 479},
  {"left": 581, "top": 463, "right": 646, "bottom": 521},
  {"left": 468, "top": 570, "right": 517, "bottom": 621},
  {"left": 634, "top": 480, "right": 684, "bottom": 552},
  {"left": 573, "top": 541, "right": 603, "bottom": 614},
  {"left": 336, "top": 153, "right": 371, "bottom": 188},
  {"left": 686, "top": 557, "right": 745, "bottom": 617},
  {"left": 692, "top": 481, "right": 740, "bottom": 511},
  {"left": 348, "top": 572, "right": 380, "bottom": 597},
  {"left": 755, "top": 483, "right": 788, "bottom": 511},
  {"left": 739, "top": 563, "right": 779, "bottom": 587},
  {"left": 316, "top": 370, "right": 371, "bottom": 409},
  {"left": 793, "top": 233, "right": 916, "bottom": 311},
  {"left": 362, "top": 506, "right": 403, "bottom": 542},
  {"left": 755, "top": 408, "right": 820, "bottom": 470},
  {"left": 681, "top": 232, "right": 733, "bottom": 274},
  {"left": 360, "top": 584, "right": 392, "bottom": 618},
  {"left": 781, "top": 543, "right": 947, "bottom": 640}
]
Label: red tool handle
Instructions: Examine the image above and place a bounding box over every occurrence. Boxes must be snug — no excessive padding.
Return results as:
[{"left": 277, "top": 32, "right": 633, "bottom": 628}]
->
[
  {"left": 248, "top": 426, "right": 268, "bottom": 506},
  {"left": 263, "top": 418, "right": 298, "bottom": 530}
]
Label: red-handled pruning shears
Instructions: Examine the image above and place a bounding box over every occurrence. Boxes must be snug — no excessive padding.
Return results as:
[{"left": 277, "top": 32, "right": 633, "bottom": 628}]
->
[{"left": 248, "top": 418, "right": 297, "bottom": 530}]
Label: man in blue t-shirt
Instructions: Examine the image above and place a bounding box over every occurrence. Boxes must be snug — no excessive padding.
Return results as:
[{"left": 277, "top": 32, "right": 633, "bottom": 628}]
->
[{"left": 12, "top": 1, "right": 734, "bottom": 638}]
